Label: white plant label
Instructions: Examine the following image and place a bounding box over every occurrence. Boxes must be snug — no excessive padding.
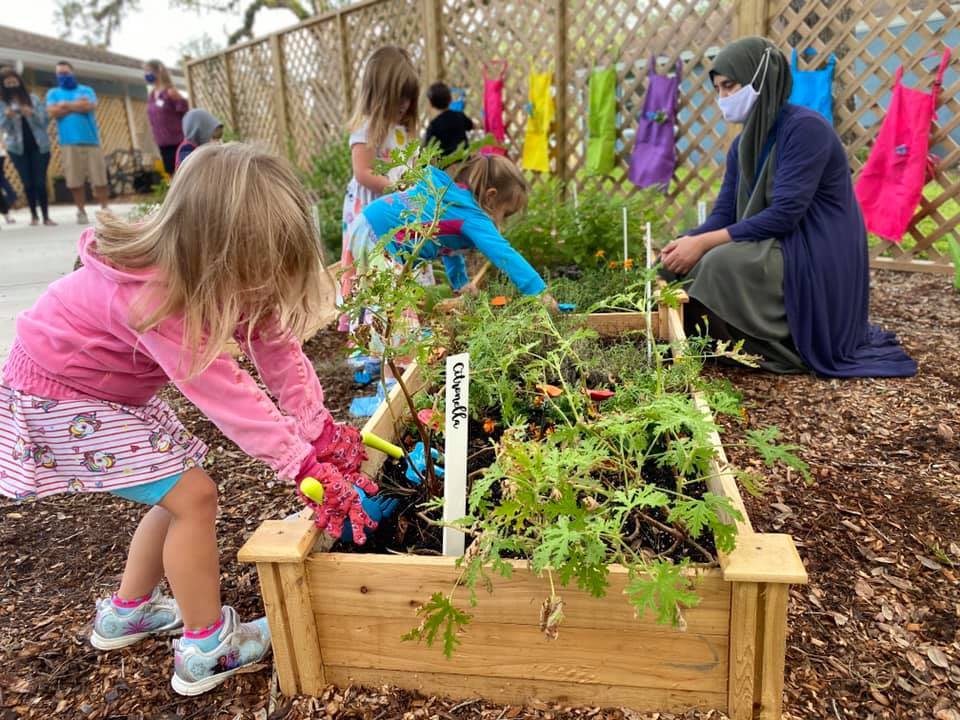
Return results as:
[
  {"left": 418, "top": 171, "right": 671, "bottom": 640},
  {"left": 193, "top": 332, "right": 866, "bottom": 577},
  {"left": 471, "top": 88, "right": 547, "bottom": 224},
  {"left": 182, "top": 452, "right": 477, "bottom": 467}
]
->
[
  {"left": 443, "top": 352, "right": 469, "bottom": 556},
  {"left": 697, "top": 200, "right": 707, "bottom": 226}
]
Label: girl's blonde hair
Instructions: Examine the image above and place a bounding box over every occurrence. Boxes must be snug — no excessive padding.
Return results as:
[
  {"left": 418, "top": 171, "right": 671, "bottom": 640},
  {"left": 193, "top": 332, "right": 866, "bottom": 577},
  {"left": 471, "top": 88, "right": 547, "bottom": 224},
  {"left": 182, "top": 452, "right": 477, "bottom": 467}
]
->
[
  {"left": 95, "top": 142, "right": 325, "bottom": 378},
  {"left": 454, "top": 154, "right": 530, "bottom": 216},
  {"left": 145, "top": 59, "right": 175, "bottom": 91},
  {"left": 349, "top": 46, "right": 419, "bottom": 150}
]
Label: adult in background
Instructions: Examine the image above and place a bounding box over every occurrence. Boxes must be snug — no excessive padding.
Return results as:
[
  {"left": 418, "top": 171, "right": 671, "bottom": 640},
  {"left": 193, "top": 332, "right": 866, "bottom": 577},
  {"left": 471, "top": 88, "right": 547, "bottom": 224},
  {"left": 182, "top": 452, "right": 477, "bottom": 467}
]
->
[
  {"left": 660, "top": 37, "right": 915, "bottom": 378},
  {"left": 144, "top": 59, "right": 189, "bottom": 176},
  {"left": 46, "top": 60, "right": 108, "bottom": 225},
  {"left": 0, "top": 67, "right": 55, "bottom": 226}
]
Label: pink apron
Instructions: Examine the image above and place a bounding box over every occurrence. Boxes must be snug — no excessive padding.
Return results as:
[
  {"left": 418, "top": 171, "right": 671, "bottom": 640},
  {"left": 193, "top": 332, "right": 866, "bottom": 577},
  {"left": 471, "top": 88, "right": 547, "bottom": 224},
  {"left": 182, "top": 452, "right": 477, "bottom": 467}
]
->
[
  {"left": 481, "top": 61, "right": 508, "bottom": 156},
  {"left": 855, "top": 49, "right": 951, "bottom": 243}
]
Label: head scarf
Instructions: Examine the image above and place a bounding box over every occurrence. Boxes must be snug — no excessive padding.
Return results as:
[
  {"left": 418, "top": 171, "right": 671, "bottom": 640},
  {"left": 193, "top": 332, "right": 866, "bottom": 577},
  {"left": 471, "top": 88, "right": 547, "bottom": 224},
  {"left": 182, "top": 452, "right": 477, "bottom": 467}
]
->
[{"left": 710, "top": 37, "right": 792, "bottom": 220}]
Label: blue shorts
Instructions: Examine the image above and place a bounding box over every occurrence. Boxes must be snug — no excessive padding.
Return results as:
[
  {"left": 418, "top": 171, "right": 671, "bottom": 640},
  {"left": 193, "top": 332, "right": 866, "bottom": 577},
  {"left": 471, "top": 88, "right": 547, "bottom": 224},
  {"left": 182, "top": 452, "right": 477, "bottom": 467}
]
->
[{"left": 110, "top": 472, "right": 182, "bottom": 505}]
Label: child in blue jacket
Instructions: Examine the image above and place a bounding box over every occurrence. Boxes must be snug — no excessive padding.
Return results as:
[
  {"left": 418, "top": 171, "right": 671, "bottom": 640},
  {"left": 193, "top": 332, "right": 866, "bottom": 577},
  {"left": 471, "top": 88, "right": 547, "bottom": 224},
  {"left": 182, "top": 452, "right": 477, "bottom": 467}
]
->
[{"left": 345, "top": 154, "right": 552, "bottom": 302}]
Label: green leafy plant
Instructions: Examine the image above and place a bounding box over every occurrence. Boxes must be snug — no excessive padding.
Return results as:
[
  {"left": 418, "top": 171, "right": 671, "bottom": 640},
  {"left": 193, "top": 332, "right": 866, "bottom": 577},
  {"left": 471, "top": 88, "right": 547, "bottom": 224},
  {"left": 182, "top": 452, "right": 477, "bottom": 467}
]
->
[
  {"left": 948, "top": 237, "right": 960, "bottom": 291},
  {"left": 504, "top": 178, "right": 664, "bottom": 270},
  {"left": 401, "top": 286, "right": 808, "bottom": 657},
  {"left": 301, "top": 136, "right": 354, "bottom": 263}
]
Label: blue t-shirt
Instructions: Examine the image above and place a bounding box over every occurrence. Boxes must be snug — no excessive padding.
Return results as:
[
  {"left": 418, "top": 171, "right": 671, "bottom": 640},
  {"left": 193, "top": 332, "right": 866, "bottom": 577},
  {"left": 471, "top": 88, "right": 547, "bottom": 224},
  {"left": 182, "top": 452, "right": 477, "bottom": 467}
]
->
[
  {"left": 46, "top": 86, "right": 100, "bottom": 146},
  {"left": 362, "top": 166, "right": 546, "bottom": 296}
]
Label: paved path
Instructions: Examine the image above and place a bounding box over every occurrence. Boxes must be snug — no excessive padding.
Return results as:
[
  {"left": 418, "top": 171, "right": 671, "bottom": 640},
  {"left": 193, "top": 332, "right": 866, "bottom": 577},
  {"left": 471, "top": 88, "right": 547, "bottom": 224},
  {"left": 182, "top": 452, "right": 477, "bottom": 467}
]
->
[{"left": 0, "top": 203, "right": 136, "bottom": 363}]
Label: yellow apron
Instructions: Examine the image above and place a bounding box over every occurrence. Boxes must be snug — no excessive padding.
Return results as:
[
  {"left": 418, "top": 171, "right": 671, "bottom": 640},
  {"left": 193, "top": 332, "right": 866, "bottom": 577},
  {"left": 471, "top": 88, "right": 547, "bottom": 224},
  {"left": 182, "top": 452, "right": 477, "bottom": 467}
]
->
[{"left": 521, "top": 61, "right": 554, "bottom": 173}]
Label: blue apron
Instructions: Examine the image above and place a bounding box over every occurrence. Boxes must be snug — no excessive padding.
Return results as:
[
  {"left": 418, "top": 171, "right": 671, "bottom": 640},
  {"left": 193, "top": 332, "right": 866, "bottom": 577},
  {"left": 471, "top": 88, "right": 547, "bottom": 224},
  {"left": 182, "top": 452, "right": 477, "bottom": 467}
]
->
[{"left": 788, "top": 48, "right": 835, "bottom": 123}]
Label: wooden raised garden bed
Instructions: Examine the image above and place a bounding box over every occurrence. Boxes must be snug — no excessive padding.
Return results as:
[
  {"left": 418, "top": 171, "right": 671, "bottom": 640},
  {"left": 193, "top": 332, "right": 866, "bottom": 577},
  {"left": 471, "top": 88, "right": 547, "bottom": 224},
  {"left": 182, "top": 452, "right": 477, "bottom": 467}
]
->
[{"left": 238, "top": 303, "right": 807, "bottom": 720}]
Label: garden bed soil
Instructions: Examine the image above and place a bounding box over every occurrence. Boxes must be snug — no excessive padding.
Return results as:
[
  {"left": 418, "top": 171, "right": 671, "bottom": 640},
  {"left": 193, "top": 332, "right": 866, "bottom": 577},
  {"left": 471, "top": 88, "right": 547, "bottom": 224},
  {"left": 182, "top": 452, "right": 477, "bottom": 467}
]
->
[{"left": 0, "top": 271, "right": 957, "bottom": 719}]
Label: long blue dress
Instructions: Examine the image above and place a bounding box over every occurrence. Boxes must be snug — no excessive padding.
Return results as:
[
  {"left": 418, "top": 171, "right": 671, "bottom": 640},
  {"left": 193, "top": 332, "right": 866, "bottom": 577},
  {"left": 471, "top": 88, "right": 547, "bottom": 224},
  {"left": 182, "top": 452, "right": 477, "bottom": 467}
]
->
[{"left": 689, "top": 104, "right": 916, "bottom": 378}]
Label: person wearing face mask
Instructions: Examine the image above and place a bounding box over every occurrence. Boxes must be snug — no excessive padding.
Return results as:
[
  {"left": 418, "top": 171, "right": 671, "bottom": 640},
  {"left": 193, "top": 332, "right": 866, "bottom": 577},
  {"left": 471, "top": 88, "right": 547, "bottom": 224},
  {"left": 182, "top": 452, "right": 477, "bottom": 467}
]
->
[
  {"left": 46, "top": 61, "right": 109, "bottom": 225},
  {"left": 144, "top": 60, "right": 189, "bottom": 176},
  {"left": 0, "top": 67, "right": 54, "bottom": 226},
  {"left": 660, "top": 37, "right": 915, "bottom": 378}
]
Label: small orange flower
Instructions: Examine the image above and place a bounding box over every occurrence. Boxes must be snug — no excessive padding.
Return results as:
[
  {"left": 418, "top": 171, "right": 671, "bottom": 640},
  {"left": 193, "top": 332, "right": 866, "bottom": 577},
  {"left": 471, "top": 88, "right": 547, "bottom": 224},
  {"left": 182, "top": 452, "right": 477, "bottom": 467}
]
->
[
  {"left": 623, "top": 258, "right": 635, "bottom": 270},
  {"left": 534, "top": 396, "right": 544, "bottom": 408},
  {"left": 595, "top": 250, "right": 606, "bottom": 258},
  {"left": 482, "top": 417, "right": 496, "bottom": 434},
  {"left": 608, "top": 261, "right": 619, "bottom": 269}
]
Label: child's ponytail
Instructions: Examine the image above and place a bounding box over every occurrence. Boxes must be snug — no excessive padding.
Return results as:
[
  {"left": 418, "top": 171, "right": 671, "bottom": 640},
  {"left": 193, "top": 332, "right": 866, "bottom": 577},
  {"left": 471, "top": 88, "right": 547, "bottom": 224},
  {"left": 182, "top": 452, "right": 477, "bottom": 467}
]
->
[{"left": 454, "top": 154, "right": 529, "bottom": 216}]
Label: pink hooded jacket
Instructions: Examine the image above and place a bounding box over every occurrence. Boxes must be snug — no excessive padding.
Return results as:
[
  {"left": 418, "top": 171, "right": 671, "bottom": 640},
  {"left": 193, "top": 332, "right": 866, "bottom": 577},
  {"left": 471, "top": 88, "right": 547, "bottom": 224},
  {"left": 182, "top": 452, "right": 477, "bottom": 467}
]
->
[{"left": 2, "top": 229, "right": 330, "bottom": 481}]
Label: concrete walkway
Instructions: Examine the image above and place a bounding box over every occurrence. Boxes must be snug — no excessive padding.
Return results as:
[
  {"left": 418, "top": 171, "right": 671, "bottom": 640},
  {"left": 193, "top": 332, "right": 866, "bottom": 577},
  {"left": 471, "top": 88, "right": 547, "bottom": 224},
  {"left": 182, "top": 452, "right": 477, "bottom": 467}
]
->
[{"left": 0, "top": 202, "right": 135, "bottom": 363}]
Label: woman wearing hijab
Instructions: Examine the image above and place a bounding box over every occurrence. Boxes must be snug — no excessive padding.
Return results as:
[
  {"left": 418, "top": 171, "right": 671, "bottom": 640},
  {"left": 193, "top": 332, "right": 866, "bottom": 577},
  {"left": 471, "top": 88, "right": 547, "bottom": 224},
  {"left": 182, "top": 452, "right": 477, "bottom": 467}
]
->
[{"left": 660, "top": 37, "right": 915, "bottom": 378}]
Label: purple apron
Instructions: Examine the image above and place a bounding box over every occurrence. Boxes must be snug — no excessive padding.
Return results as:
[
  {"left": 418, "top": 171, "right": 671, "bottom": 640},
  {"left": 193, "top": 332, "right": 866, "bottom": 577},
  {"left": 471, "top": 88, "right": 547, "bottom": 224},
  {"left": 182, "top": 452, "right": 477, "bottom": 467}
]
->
[{"left": 629, "top": 56, "right": 682, "bottom": 191}]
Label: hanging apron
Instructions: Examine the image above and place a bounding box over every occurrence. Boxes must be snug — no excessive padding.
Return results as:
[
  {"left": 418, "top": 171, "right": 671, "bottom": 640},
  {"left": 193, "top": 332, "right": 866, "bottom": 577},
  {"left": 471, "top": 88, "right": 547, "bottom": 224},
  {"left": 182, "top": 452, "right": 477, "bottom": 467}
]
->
[
  {"left": 788, "top": 48, "right": 835, "bottom": 123},
  {"left": 521, "top": 61, "right": 554, "bottom": 173},
  {"left": 628, "top": 55, "right": 681, "bottom": 192},
  {"left": 450, "top": 86, "right": 466, "bottom": 112},
  {"left": 481, "top": 63, "right": 507, "bottom": 156},
  {"left": 586, "top": 67, "right": 617, "bottom": 176},
  {"left": 855, "top": 48, "right": 951, "bottom": 243}
]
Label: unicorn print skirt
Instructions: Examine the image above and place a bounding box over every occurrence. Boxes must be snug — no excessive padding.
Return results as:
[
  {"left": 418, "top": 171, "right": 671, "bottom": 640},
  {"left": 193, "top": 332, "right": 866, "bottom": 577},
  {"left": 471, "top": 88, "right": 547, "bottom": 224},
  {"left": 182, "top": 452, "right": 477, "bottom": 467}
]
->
[{"left": 0, "top": 386, "right": 208, "bottom": 501}]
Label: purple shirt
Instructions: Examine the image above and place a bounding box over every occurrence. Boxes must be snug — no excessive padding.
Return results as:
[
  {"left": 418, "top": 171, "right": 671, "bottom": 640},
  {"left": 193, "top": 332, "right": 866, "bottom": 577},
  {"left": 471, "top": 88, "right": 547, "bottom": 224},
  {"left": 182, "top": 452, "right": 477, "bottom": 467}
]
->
[{"left": 146, "top": 89, "right": 189, "bottom": 147}]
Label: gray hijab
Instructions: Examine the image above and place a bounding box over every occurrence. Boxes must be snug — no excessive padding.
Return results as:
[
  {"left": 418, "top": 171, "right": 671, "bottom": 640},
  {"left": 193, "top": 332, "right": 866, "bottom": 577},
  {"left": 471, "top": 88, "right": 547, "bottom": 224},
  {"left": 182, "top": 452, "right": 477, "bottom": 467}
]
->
[
  {"left": 710, "top": 37, "right": 792, "bottom": 220},
  {"left": 181, "top": 109, "right": 222, "bottom": 145}
]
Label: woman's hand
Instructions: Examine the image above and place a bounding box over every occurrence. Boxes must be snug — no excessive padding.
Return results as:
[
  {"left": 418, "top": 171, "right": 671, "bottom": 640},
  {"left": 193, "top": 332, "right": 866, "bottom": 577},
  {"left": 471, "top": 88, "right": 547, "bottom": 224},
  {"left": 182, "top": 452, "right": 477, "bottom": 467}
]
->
[{"left": 660, "top": 235, "right": 706, "bottom": 275}]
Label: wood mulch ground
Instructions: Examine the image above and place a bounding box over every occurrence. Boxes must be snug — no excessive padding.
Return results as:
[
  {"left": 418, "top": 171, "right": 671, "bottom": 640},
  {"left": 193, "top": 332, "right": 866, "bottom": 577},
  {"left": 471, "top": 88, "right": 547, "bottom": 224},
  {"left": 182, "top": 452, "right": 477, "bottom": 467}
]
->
[{"left": 0, "top": 270, "right": 957, "bottom": 720}]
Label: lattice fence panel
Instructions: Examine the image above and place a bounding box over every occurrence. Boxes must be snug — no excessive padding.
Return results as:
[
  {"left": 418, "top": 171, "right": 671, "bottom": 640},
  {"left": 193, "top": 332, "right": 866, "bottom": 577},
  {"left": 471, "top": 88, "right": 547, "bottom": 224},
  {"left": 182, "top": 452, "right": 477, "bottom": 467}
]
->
[
  {"left": 228, "top": 41, "right": 282, "bottom": 154},
  {"left": 564, "top": 0, "right": 735, "bottom": 232},
  {"left": 441, "top": 0, "right": 559, "bottom": 172},
  {"left": 282, "top": 17, "right": 346, "bottom": 168},
  {"left": 767, "top": 0, "right": 960, "bottom": 271},
  {"left": 188, "top": 55, "right": 233, "bottom": 132},
  {"left": 343, "top": 0, "right": 428, "bottom": 126}
]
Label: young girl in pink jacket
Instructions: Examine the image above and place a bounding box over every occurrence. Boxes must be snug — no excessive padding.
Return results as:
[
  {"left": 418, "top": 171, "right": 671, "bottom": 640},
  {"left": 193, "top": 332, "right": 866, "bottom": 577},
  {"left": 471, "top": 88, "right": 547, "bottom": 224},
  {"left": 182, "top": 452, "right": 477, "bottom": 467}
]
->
[{"left": 0, "top": 143, "right": 377, "bottom": 696}]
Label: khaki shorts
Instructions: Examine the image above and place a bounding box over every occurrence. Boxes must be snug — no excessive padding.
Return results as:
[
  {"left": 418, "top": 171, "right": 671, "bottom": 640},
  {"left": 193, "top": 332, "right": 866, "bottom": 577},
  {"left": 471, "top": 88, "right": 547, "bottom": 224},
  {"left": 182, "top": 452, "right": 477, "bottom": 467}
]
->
[{"left": 62, "top": 144, "right": 108, "bottom": 189}]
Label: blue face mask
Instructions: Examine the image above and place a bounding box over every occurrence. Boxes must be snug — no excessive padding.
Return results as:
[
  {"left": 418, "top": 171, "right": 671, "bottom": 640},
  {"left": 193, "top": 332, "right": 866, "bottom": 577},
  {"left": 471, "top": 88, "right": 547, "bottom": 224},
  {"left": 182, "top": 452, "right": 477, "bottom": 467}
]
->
[
  {"left": 57, "top": 74, "right": 78, "bottom": 90},
  {"left": 144, "top": 73, "right": 156, "bottom": 84}
]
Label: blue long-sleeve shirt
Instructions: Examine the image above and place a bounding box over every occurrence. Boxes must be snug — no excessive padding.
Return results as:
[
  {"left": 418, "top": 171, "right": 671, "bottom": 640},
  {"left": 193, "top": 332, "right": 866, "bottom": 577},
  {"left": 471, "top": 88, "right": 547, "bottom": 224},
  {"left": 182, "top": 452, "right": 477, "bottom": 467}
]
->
[{"left": 361, "top": 166, "right": 547, "bottom": 295}]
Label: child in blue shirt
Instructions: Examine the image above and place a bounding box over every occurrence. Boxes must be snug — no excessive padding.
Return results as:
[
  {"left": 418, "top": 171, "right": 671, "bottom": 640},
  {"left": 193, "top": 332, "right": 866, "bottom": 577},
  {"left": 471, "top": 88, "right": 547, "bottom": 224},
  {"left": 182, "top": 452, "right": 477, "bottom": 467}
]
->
[{"left": 346, "top": 154, "right": 550, "bottom": 301}]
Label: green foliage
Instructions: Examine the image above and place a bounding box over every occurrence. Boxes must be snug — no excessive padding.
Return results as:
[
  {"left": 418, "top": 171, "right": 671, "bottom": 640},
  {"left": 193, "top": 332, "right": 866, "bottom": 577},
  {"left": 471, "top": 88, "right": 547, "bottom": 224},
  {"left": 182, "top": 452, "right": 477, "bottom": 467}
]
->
[
  {"left": 402, "top": 592, "right": 472, "bottom": 658},
  {"left": 625, "top": 560, "right": 701, "bottom": 625},
  {"left": 948, "top": 237, "right": 960, "bottom": 291},
  {"left": 745, "top": 427, "right": 811, "bottom": 484},
  {"left": 301, "top": 137, "right": 353, "bottom": 263},
  {"left": 505, "top": 178, "right": 666, "bottom": 270}
]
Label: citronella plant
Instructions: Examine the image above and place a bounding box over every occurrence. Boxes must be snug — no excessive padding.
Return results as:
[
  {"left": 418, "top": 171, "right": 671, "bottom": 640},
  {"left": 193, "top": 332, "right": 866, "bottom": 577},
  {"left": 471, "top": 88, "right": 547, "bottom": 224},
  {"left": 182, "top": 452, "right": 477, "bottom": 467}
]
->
[{"left": 404, "top": 285, "right": 809, "bottom": 656}]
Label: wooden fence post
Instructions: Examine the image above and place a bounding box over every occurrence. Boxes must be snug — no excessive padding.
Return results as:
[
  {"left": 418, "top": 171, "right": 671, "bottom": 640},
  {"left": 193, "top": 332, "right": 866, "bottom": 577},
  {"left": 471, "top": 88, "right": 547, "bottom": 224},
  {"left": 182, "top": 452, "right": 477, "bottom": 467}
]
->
[
  {"left": 223, "top": 51, "right": 241, "bottom": 136},
  {"left": 734, "top": 0, "right": 769, "bottom": 38},
  {"left": 269, "top": 33, "right": 291, "bottom": 158},
  {"left": 185, "top": 62, "right": 196, "bottom": 105},
  {"left": 422, "top": 0, "right": 443, "bottom": 81},
  {"left": 554, "top": 0, "right": 568, "bottom": 184},
  {"left": 338, "top": 11, "right": 354, "bottom": 119}
]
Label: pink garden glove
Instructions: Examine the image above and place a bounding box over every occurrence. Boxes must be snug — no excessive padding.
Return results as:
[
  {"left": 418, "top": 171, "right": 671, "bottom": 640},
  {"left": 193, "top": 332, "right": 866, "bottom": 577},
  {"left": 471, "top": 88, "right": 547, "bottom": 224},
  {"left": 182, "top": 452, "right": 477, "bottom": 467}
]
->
[
  {"left": 312, "top": 420, "right": 368, "bottom": 475},
  {"left": 296, "top": 457, "right": 379, "bottom": 544}
]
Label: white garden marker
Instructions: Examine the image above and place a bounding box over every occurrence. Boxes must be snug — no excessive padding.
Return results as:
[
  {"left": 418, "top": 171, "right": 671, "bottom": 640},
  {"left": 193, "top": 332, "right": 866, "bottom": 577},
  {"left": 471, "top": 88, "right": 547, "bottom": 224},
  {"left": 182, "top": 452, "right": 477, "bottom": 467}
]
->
[
  {"left": 443, "top": 352, "right": 469, "bottom": 556},
  {"left": 645, "top": 221, "right": 654, "bottom": 364},
  {"left": 572, "top": 181, "right": 579, "bottom": 210},
  {"left": 622, "top": 206, "right": 629, "bottom": 264},
  {"left": 697, "top": 200, "right": 707, "bottom": 226}
]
